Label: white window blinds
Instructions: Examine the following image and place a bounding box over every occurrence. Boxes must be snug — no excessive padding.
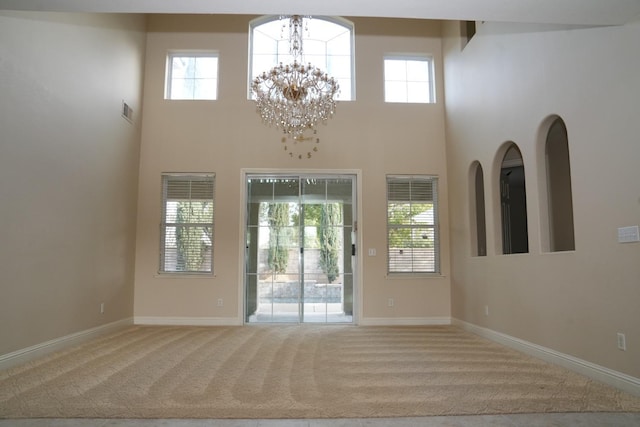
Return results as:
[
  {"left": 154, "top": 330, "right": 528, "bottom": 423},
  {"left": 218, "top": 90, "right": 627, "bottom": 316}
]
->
[
  {"left": 387, "top": 175, "right": 439, "bottom": 274},
  {"left": 160, "top": 174, "right": 215, "bottom": 274}
]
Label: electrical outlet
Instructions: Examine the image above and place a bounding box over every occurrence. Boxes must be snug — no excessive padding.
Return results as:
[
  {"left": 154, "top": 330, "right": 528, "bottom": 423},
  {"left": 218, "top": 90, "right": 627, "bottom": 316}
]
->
[
  {"left": 368, "top": 248, "right": 376, "bottom": 256},
  {"left": 100, "top": 303, "right": 105, "bottom": 314},
  {"left": 217, "top": 298, "right": 224, "bottom": 307},
  {"left": 617, "top": 332, "right": 627, "bottom": 351},
  {"left": 388, "top": 298, "right": 394, "bottom": 307}
]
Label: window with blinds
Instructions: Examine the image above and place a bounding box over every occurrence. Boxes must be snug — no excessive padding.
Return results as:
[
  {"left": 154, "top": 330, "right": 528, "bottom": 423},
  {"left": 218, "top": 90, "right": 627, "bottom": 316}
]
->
[
  {"left": 160, "top": 174, "right": 215, "bottom": 274},
  {"left": 387, "top": 175, "right": 439, "bottom": 274}
]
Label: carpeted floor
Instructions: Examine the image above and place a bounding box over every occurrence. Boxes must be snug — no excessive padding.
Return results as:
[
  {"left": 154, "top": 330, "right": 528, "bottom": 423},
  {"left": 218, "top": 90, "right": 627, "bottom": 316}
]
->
[{"left": 1, "top": 325, "right": 639, "bottom": 419}]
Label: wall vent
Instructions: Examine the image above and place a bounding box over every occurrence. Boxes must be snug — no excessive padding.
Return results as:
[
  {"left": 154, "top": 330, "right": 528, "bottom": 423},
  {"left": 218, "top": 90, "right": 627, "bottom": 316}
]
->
[
  {"left": 618, "top": 225, "right": 639, "bottom": 243},
  {"left": 122, "top": 101, "right": 133, "bottom": 123}
]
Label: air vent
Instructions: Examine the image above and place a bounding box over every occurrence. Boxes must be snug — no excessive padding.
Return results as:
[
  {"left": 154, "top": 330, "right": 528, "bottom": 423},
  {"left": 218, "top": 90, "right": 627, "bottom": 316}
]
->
[
  {"left": 122, "top": 101, "right": 133, "bottom": 123},
  {"left": 618, "top": 225, "right": 639, "bottom": 243}
]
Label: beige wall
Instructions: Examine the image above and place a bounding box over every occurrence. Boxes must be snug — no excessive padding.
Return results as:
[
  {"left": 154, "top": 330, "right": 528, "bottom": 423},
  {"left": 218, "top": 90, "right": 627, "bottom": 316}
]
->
[
  {"left": 0, "top": 12, "right": 146, "bottom": 355},
  {"left": 443, "top": 21, "right": 640, "bottom": 377},
  {"left": 133, "top": 15, "right": 451, "bottom": 323}
]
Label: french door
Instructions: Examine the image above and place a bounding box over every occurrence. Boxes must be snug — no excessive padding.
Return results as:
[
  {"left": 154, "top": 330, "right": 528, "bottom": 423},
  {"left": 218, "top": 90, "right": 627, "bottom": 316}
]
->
[{"left": 245, "top": 174, "right": 356, "bottom": 323}]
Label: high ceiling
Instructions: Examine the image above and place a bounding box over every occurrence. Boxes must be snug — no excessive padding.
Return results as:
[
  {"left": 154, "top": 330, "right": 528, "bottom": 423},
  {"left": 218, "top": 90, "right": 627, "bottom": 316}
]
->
[{"left": 1, "top": 0, "right": 640, "bottom": 26}]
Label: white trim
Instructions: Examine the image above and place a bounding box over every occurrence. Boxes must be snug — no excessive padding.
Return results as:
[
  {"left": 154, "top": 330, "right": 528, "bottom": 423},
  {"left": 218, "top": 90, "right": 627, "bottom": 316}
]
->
[
  {"left": 134, "top": 316, "right": 243, "bottom": 326},
  {"left": 360, "top": 317, "right": 451, "bottom": 326},
  {"left": 0, "top": 318, "right": 133, "bottom": 371},
  {"left": 453, "top": 319, "right": 640, "bottom": 397}
]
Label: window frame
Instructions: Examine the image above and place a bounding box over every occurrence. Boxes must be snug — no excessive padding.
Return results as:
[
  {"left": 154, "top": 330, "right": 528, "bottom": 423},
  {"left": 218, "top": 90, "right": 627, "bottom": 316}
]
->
[
  {"left": 159, "top": 173, "right": 215, "bottom": 275},
  {"left": 248, "top": 15, "right": 355, "bottom": 101},
  {"left": 383, "top": 55, "right": 435, "bottom": 104},
  {"left": 165, "top": 51, "right": 219, "bottom": 101},
  {"left": 386, "top": 175, "right": 440, "bottom": 275}
]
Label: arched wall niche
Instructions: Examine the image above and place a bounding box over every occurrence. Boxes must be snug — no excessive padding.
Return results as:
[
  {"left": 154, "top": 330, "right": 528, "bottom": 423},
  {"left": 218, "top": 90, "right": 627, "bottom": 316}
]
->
[
  {"left": 468, "top": 161, "right": 487, "bottom": 256},
  {"left": 536, "top": 114, "right": 575, "bottom": 252},
  {"left": 493, "top": 141, "right": 529, "bottom": 255}
]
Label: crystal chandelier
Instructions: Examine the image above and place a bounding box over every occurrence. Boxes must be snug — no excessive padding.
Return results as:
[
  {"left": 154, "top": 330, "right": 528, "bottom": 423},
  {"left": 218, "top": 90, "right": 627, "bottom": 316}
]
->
[{"left": 251, "top": 15, "right": 340, "bottom": 149}]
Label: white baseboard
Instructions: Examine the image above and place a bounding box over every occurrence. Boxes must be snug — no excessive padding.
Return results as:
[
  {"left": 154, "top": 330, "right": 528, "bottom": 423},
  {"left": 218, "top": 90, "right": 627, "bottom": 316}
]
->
[
  {"left": 452, "top": 318, "right": 640, "bottom": 397},
  {"left": 359, "top": 317, "right": 451, "bottom": 326},
  {"left": 134, "top": 316, "right": 243, "bottom": 326},
  {"left": 0, "top": 318, "right": 133, "bottom": 371}
]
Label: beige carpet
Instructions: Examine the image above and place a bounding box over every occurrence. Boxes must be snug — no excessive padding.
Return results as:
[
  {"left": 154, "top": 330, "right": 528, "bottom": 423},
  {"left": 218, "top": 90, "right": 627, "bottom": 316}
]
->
[{"left": 1, "top": 325, "right": 639, "bottom": 419}]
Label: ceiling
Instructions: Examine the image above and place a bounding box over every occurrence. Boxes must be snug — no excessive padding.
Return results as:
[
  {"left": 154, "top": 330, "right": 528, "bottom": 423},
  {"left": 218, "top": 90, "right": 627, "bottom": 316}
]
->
[{"left": 1, "top": 0, "right": 640, "bottom": 26}]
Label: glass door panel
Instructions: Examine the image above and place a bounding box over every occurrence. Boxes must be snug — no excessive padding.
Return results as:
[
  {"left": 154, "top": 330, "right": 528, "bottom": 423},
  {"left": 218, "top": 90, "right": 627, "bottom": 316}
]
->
[
  {"left": 301, "top": 178, "right": 353, "bottom": 323},
  {"left": 246, "top": 177, "right": 300, "bottom": 322}
]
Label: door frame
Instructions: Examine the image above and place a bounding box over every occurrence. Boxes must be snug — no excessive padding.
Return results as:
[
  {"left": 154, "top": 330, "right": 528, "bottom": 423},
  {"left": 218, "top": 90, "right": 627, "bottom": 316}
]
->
[{"left": 239, "top": 168, "right": 363, "bottom": 324}]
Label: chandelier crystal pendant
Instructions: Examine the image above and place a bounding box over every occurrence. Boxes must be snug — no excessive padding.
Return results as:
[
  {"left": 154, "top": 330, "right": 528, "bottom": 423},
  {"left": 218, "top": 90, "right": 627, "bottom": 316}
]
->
[{"left": 251, "top": 15, "right": 340, "bottom": 146}]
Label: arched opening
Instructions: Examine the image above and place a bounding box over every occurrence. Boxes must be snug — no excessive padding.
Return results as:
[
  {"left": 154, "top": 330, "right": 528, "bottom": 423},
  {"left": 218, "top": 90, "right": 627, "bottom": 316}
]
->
[
  {"left": 499, "top": 143, "right": 529, "bottom": 254},
  {"left": 469, "top": 161, "right": 487, "bottom": 256},
  {"left": 544, "top": 116, "right": 575, "bottom": 251}
]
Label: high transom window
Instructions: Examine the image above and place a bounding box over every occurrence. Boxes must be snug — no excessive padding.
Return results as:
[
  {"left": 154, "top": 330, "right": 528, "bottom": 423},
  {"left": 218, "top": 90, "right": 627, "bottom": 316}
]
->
[
  {"left": 165, "top": 52, "right": 218, "bottom": 100},
  {"left": 249, "top": 16, "right": 355, "bottom": 101},
  {"left": 384, "top": 56, "right": 435, "bottom": 103}
]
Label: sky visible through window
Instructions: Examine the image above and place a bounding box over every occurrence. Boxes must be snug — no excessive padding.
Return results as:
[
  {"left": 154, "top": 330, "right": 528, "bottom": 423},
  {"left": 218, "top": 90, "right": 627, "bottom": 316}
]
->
[
  {"left": 384, "top": 57, "right": 433, "bottom": 103},
  {"left": 167, "top": 55, "right": 218, "bottom": 100}
]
